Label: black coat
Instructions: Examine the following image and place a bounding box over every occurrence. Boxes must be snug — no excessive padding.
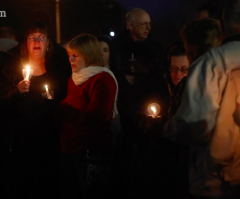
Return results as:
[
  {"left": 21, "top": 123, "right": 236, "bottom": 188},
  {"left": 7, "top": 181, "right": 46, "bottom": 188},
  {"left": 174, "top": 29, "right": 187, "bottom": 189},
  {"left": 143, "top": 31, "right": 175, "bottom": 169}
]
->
[{"left": 0, "top": 44, "right": 71, "bottom": 153}]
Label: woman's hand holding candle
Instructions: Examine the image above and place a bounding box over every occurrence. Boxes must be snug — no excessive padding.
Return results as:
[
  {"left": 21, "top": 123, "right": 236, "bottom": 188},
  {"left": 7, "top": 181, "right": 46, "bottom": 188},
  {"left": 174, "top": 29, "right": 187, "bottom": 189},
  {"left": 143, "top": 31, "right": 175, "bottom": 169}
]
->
[
  {"left": 17, "top": 80, "right": 30, "bottom": 93},
  {"left": 18, "top": 65, "right": 33, "bottom": 93}
]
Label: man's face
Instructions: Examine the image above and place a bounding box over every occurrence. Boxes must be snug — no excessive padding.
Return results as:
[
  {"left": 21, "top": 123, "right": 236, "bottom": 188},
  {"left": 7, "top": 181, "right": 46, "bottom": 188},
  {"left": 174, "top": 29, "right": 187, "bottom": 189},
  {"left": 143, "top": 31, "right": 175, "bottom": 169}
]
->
[
  {"left": 170, "top": 55, "right": 189, "bottom": 86},
  {"left": 128, "top": 12, "right": 151, "bottom": 41}
]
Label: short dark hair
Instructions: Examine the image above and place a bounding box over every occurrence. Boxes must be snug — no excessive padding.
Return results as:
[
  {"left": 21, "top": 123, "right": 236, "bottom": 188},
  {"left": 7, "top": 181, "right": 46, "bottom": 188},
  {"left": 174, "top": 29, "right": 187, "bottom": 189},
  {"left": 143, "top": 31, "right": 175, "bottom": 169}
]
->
[
  {"left": 97, "top": 35, "right": 116, "bottom": 69},
  {"left": 167, "top": 45, "right": 186, "bottom": 66},
  {"left": 197, "top": 3, "right": 223, "bottom": 21},
  {"left": 224, "top": 0, "right": 240, "bottom": 24},
  {"left": 181, "top": 18, "right": 221, "bottom": 60}
]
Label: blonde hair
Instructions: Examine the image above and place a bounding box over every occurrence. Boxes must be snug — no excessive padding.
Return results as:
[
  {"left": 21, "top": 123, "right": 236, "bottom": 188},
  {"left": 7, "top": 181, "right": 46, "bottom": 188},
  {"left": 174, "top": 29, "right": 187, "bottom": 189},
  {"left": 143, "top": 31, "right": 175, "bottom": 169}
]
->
[{"left": 67, "top": 34, "right": 104, "bottom": 67}]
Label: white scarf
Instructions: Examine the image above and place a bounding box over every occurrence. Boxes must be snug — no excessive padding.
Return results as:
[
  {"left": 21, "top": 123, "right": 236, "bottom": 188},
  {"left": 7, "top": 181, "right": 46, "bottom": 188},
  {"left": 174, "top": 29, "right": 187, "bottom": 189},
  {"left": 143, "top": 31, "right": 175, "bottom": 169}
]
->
[{"left": 72, "top": 66, "right": 118, "bottom": 118}]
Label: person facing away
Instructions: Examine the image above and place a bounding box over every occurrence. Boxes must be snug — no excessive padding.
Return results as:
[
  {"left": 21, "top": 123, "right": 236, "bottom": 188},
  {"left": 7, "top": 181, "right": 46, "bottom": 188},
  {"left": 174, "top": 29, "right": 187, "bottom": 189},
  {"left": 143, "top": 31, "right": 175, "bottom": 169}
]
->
[
  {"left": 196, "top": 3, "right": 224, "bottom": 33},
  {"left": 196, "top": 3, "right": 223, "bottom": 22},
  {"left": 57, "top": 34, "right": 118, "bottom": 199},
  {"left": 165, "top": 0, "right": 240, "bottom": 197}
]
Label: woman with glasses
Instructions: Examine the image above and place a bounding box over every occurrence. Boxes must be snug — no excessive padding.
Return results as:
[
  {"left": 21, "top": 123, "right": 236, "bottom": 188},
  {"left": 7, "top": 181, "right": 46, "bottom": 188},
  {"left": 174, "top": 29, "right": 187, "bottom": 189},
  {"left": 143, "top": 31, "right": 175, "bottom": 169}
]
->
[
  {"left": 165, "top": 18, "right": 222, "bottom": 199},
  {"left": 167, "top": 44, "right": 189, "bottom": 116},
  {"left": 1, "top": 10, "right": 71, "bottom": 199}
]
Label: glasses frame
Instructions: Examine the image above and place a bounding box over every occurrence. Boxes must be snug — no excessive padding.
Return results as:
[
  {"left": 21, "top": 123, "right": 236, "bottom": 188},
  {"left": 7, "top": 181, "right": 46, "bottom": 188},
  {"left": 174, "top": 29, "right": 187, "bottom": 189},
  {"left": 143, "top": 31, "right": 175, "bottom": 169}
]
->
[
  {"left": 169, "top": 67, "right": 189, "bottom": 74},
  {"left": 132, "top": 21, "right": 152, "bottom": 28},
  {"left": 27, "top": 35, "right": 46, "bottom": 42}
]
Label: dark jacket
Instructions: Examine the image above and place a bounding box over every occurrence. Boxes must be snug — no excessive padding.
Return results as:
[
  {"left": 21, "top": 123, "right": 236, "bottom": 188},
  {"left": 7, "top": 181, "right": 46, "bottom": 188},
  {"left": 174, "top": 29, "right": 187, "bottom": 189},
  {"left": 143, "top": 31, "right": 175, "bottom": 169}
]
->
[
  {"left": 113, "top": 31, "right": 164, "bottom": 137},
  {"left": 1, "top": 44, "right": 71, "bottom": 153}
]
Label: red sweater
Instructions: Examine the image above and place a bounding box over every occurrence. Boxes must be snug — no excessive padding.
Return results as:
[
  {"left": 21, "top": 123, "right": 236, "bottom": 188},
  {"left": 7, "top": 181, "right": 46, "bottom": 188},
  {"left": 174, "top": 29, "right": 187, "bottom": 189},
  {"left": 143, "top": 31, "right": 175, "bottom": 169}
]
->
[{"left": 59, "top": 72, "right": 117, "bottom": 154}]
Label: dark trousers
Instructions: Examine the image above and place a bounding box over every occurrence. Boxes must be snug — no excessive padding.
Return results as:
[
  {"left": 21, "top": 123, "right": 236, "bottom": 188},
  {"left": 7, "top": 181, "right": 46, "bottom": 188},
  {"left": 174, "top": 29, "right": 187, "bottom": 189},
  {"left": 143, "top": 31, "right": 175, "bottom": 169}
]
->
[
  {"left": 59, "top": 151, "right": 114, "bottom": 199},
  {"left": 1, "top": 149, "right": 60, "bottom": 199},
  {"left": 59, "top": 152, "right": 87, "bottom": 199}
]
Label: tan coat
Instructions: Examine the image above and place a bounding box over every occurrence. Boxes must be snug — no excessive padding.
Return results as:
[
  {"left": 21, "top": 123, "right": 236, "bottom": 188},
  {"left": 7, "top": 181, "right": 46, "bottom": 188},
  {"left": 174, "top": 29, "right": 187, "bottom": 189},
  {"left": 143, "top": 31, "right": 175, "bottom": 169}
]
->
[{"left": 165, "top": 39, "right": 240, "bottom": 197}]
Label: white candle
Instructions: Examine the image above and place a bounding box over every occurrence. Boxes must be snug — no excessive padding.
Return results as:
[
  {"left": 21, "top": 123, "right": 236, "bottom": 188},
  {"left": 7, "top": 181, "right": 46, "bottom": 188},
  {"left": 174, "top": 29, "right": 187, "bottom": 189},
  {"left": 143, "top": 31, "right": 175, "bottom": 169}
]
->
[
  {"left": 131, "top": 53, "right": 134, "bottom": 60},
  {"left": 25, "top": 66, "right": 30, "bottom": 80},
  {"left": 45, "top": 85, "right": 51, "bottom": 99},
  {"left": 147, "top": 103, "right": 161, "bottom": 118},
  {"left": 151, "top": 106, "right": 157, "bottom": 116}
]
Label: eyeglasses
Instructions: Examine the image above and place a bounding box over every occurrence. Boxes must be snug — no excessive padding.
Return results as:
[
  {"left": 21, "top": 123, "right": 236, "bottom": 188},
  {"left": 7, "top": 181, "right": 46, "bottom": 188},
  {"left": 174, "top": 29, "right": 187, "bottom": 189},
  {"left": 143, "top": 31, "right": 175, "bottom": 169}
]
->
[
  {"left": 170, "top": 67, "right": 189, "bottom": 74},
  {"left": 132, "top": 21, "right": 152, "bottom": 28},
  {"left": 68, "top": 54, "right": 79, "bottom": 61},
  {"left": 28, "top": 35, "right": 46, "bottom": 42}
]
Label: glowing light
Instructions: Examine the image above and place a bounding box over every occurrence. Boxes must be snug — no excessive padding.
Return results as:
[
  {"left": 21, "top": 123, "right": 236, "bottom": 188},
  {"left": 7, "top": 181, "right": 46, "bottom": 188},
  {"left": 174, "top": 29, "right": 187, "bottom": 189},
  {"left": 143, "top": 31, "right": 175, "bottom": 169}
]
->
[
  {"left": 110, "top": 31, "right": 115, "bottom": 37},
  {"left": 147, "top": 103, "right": 161, "bottom": 117},
  {"left": 45, "top": 85, "right": 51, "bottom": 99},
  {"left": 22, "top": 65, "right": 33, "bottom": 81}
]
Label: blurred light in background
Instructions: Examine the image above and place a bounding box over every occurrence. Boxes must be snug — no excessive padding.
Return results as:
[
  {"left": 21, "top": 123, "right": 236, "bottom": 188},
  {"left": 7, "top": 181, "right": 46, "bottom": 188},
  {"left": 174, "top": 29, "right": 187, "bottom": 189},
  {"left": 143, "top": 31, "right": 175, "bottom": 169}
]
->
[{"left": 110, "top": 31, "right": 115, "bottom": 37}]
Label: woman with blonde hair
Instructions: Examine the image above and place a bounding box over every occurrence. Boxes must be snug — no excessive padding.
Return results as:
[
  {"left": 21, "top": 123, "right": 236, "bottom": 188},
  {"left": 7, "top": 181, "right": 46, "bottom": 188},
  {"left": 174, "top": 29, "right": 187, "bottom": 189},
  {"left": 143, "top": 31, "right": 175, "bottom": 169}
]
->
[{"left": 58, "top": 34, "right": 118, "bottom": 199}]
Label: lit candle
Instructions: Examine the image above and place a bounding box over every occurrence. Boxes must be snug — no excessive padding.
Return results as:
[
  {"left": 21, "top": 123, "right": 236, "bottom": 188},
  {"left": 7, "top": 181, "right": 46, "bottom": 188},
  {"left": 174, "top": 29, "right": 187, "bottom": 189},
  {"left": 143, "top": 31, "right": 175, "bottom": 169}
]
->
[
  {"left": 147, "top": 103, "right": 161, "bottom": 118},
  {"left": 25, "top": 66, "right": 30, "bottom": 80},
  {"left": 151, "top": 106, "right": 157, "bottom": 116},
  {"left": 45, "top": 85, "right": 51, "bottom": 99}
]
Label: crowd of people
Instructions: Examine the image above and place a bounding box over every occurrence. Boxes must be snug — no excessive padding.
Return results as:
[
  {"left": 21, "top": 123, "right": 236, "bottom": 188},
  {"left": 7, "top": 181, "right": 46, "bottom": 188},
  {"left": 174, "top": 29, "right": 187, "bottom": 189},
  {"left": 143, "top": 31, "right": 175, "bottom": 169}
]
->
[{"left": 1, "top": 1, "right": 240, "bottom": 198}]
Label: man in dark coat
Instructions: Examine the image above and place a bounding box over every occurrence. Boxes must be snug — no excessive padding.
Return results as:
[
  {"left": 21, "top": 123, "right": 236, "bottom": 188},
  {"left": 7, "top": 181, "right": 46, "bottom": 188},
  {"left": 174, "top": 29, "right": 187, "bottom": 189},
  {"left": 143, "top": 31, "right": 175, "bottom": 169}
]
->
[{"left": 113, "top": 8, "right": 167, "bottom": 197}]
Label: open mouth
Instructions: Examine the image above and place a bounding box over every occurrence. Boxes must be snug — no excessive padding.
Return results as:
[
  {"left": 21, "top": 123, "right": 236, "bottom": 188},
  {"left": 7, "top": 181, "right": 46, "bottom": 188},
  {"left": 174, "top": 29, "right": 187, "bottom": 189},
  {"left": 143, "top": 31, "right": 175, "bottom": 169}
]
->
[{"left": 33, "top": 47, "right": 41, "bottom": 50}]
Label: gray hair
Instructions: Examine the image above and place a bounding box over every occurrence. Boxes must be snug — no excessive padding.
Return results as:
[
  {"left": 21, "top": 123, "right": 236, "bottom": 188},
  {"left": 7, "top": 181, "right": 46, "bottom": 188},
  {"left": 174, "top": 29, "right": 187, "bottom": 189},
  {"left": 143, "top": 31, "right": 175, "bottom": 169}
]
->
[{"left": 125, "top": 8, "right": 148, "bottom": 23}]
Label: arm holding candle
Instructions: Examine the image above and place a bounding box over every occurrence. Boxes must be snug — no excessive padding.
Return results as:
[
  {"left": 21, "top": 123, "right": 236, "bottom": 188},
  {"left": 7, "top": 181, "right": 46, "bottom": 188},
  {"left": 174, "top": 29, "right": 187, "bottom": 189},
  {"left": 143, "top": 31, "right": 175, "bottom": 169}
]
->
[
  {"left": 17, "top": 80, "right": 30, "bottom": 93},
  {"left": 17, "top": 65, "right": 33, "bottom": 94}
]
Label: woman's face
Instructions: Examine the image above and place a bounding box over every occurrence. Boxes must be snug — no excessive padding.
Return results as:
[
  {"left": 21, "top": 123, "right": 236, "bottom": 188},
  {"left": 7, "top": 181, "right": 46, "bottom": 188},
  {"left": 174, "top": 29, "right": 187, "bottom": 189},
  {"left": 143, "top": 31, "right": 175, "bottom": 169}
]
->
[
  {"left": 68, "top": 49, "right": 87, "bottom": 73},
  {"left": 27, "top": 32, "right": 49, "bottom": 59},
  {"left": 99, "top": 41, "right": 110, "bottom": 68},
  {"left": 170, "top": 55, "right": 189, "bottom": 86}
]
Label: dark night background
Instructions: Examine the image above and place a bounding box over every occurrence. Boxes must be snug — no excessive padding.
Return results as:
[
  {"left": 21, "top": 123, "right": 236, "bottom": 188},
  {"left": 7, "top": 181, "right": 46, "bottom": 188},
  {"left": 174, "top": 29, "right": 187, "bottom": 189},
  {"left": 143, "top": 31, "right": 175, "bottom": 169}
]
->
[{"left": 0, "top": 0, "right": 226, "bottom": 48}]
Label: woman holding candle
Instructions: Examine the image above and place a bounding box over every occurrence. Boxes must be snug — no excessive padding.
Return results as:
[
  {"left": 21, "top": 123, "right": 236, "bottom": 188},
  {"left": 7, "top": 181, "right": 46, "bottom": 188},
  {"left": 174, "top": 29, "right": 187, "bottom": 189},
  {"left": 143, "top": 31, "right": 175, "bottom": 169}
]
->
[
  {"left": 58, "top": 34, "right": 117, "bottom": 199},
  {"left": 1, "top": 10, "right": 71, "bottom": 199}
]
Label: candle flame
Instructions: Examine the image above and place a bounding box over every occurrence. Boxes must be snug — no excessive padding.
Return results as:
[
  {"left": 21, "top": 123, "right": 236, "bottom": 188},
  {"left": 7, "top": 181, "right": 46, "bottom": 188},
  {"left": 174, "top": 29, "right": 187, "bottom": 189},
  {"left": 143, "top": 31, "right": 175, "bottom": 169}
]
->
[
  {"left": 25, "top": 65, "right": 30, "bottom": 80},
  {"left": 151, "top": 106, "right": 156, "bottom": 114}
]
